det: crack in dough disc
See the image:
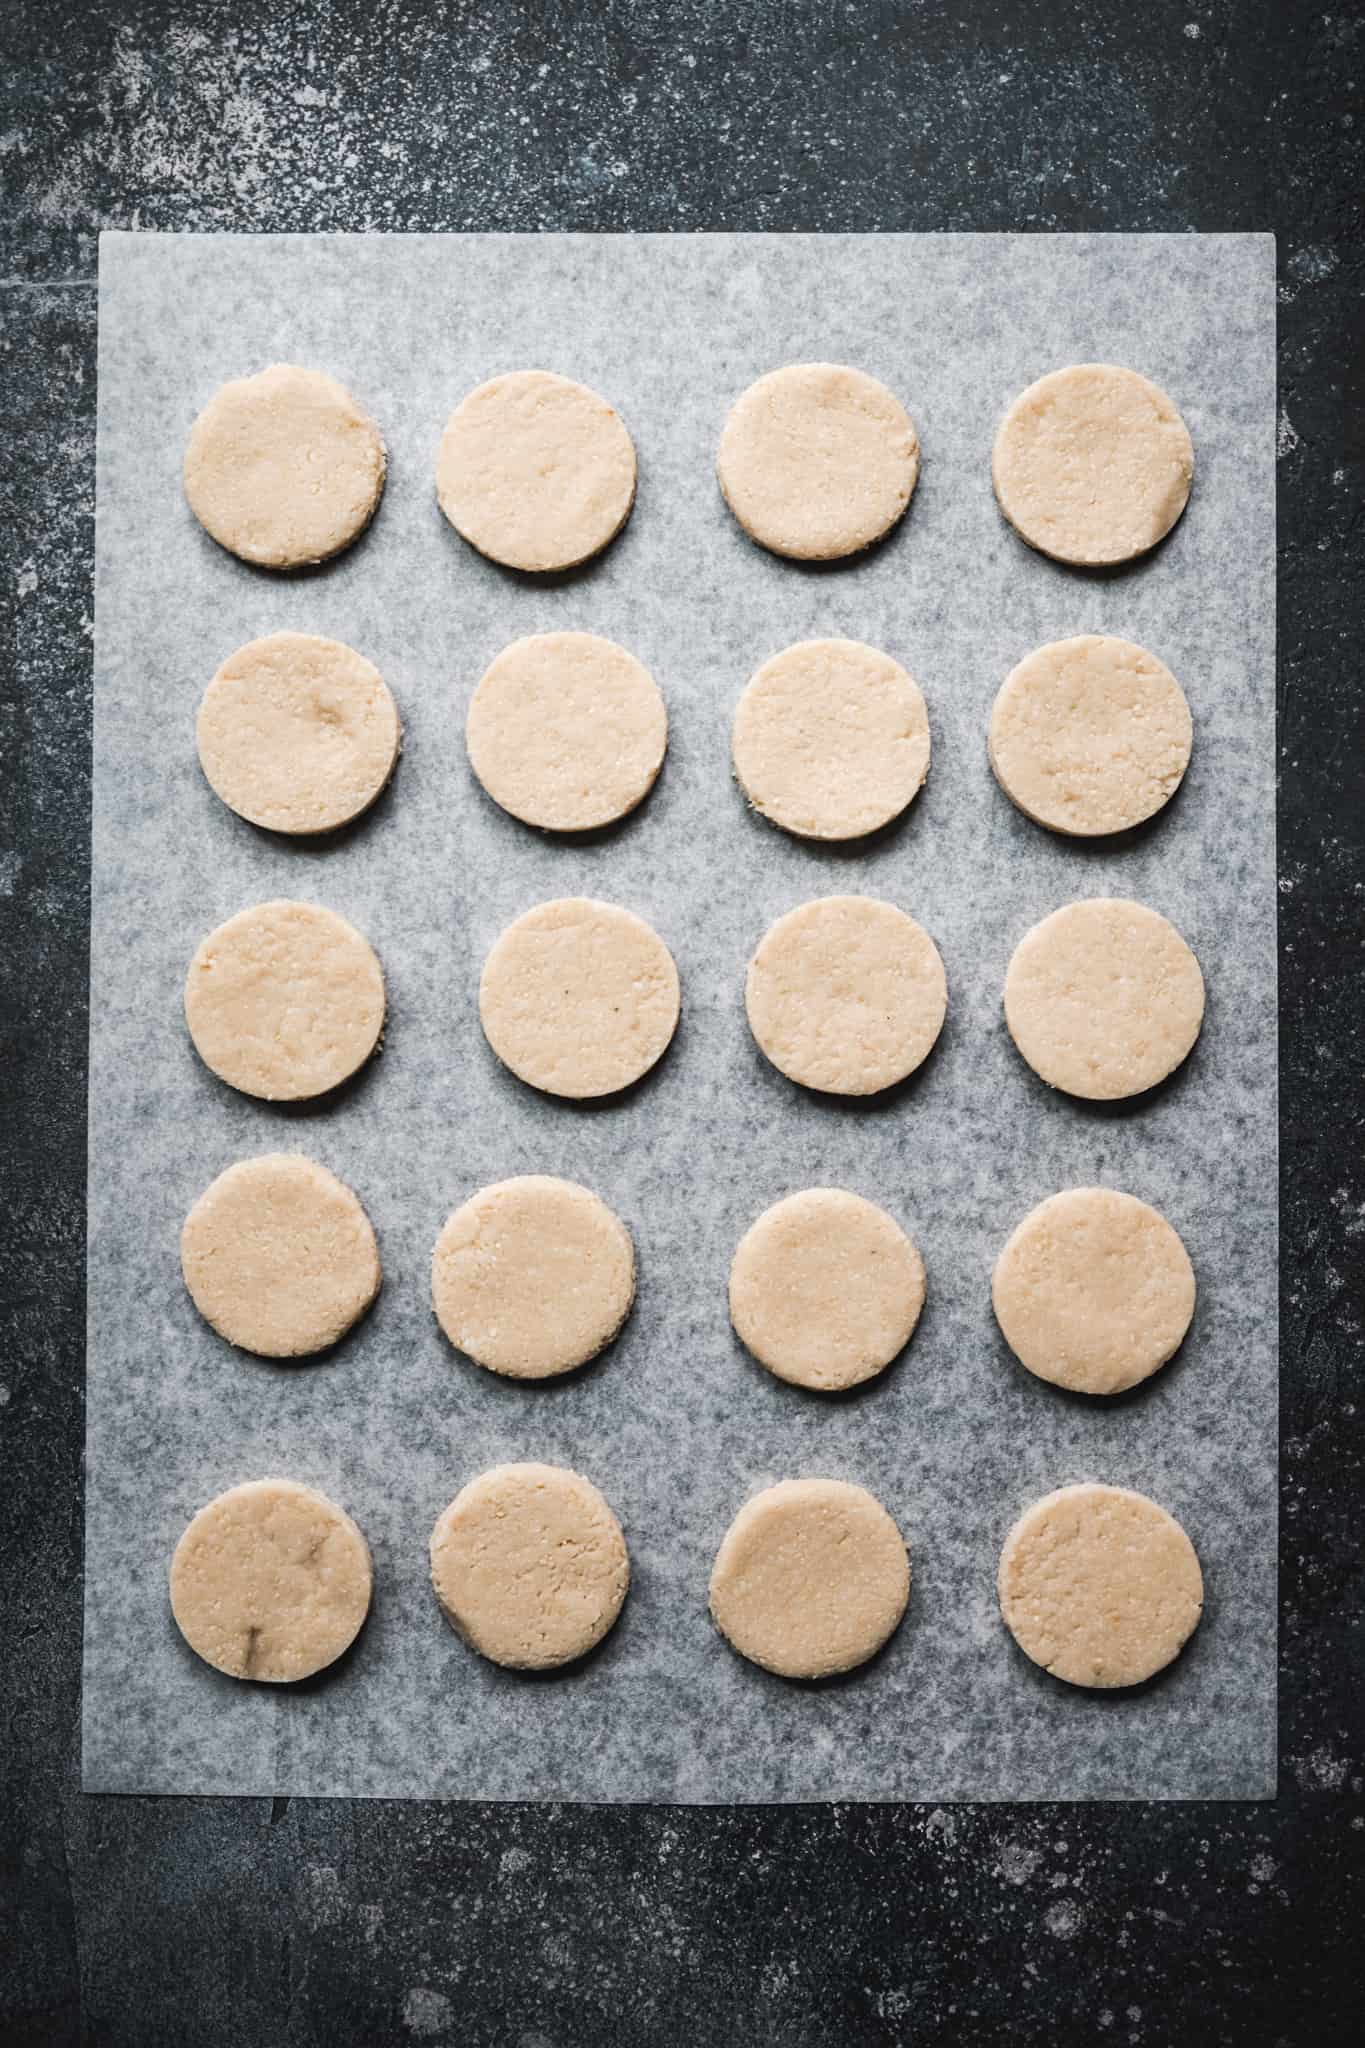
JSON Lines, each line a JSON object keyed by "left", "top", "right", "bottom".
{"left": 746, "top": 896, "right": 946, "bottom": 1096}
{"left": 988, "top": 635, "right": 1192, "bottom": 837}
{"left": 170, "top": 1478, "right": 372, "bottom": 1682}
{"left": 716, "top": 363, "right": 920, "bottom": 560}
{"left": 466, "top": 632, "right": 666, "bottom": 831}
{"left": 184, "top": 899, "right": 386, "bottom": 1102}
{"left": 1003, "top": 897, "right": 1204, "bottom": 1101}
{"left": 429, "top": 1462, "right": 629, "bottom": 1669}
{"left": 992, "top": 1188, "right": 1195, "bottom": 1396}
{"left": 997, "top": 1482, "right": 1203, "bottom": 1688}
{"left": 183, "top": 364, "right": 386, "bottom": 569}
{"left": 732, "top": 638, "right": 930, "bottom": 841}
{"left": 436, "top": 370, "right": 636, "bottom": 572}
{"left": 991, "top": 364, "right": 1194, "bottom": 567}
{"left": 709, "top": 1478, "right": 910, "bottom": 1679}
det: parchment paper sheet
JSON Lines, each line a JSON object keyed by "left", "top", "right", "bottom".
{"left": 86, "top": 232, "right": 1276, "bottom": 1800}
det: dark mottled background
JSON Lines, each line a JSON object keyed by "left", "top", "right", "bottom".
{"left": 1, "top": 1, "right": 1361, "bottom": 2042}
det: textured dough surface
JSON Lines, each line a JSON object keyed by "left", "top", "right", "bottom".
{"left": 184, "top": 899, "right": 385, "bottom": 1102}
{"left": 1004, "top": 897, "right": 1203, "bottom": 1101}
{"left": 429, "top": 1462, "right": 629, "bottom": 1669}
{"left": 730, "top": 1188, "right": 925, "bottom": 1391}
{"left": 181, "top": 1154, "right": 381, "bottom": 1359}
{"left": 993, "top": 1188, "right": 1195, "bottom": 1396}
{"left": 479, "top": 897, "right": 679, "bottom": 1099}
{"left": 432, "top": 1175, "right": 634, "bottom": 1379}
{"left": 732, "top": 638, "right": 930, "bottom": 840}
{"left": 998, "top": 1482, "right": 1203, "bottom": 1688}
{"left": 170, "top": 1478, "right": 372, "bottom": 1682}
{"left": 717, "top": 363, "right": 919, "bottom": 560}
{"left": 746, "top": 896, "right": 946, "bottom": 1095}
{"left": 183, "top": 364, "right": 385, "bottom": 569}
{"left": 197, "top": 632, "right": 401, "bottom": 834}
{"left": 989, "top": 635, "right": 1192, "bottom": 837}
{"left": 992, "top": 364, "right": 1193, "bottom": 566}
{"left": 436, "top": 370, "right": 636, "bottom": 571}
{"left": 709, "top": 1478, "right": 910, "bottom": 1679}
{"left": 467, "top": 632, "right": 666, "bottom": 831}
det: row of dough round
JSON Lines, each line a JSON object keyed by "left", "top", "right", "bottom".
{"left": 183, "top": 359, "right": 1193, "bottom": 574}
{"left": 170, "top": 1470, "right": 1204, "bottom": 1692}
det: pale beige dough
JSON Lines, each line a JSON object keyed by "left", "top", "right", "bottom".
{"left": 746, "top": 896, "right": 946, "bottom": 1096}
{"left": 732, "top": 639, "right": 930, "bottom": 841}
{"left": 1004, "top": 898, "right": 1204, "bottom": 1101}
{"left": 436, "top": 370, "right": 636, "bottom": 572}
{"left": 181, "top": 1154, "right": 381, "bottom": 1360}
{"left": 183, "top": 364, "right": 386, "bottom": 569}
{"left": 992, "top": 1188, "right": 1195, "bottom": 1396}
{"left": 196, "top": 632, "right": 401, "bottom": 835}
{"left": 997, "top": 1482, "right": 1203, "bottom": 1688}
{"left": 717, "top": 363, "right": 920, "bottom": 560}
{"left": 432, "top": 1175, "right": 634, "bottom": 1380}
{"left": 429, "top": 1462, "right": 629, "bottom": 1669}
{"left": 730, "top": 1189, "right": 925, "bottom": 1391}
{"left": 709, "top": 1478, "right": 910, "bottom": 1679}
{"left": 184, "top": 899, "right": 385, "bottom": 1102}
{"left": 992, "top": 364, "right": 1194, "bottom": 567}
{"left": 170, "top": 1478, "right": 372, "bottom": 1682}
{"left": 466, "top": 632, "right": 667, "bottom": 831}
{"left": 479, "top": 897, "right": 679, "bottom": 1099}
{"left": 989, "top": 635, "right": 1192, "bottom": 837}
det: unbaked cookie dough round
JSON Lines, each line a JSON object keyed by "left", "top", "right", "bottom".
{"left": 717, "top": 363, "right": 920, "bottom": 560}
{"left": 730, "top": 1189, "right": 925, "bottom": 1391}
{"left": 746, "top": 896, "right": 946, "bottom": 1096}
{"left": 709, "top": 1478, "right": 910, "bottom": 1679}
{"left": 429, "top": 1462, "right": 629, "bottom": 1669}
{"left": 479, "top": 897, "right": 680, "bottom": 1099}
{"left": 993, "top": 1188, "right": 1195, "bottom": 1396}
{"left": 183, "top": 364, "right": 386, "bottom": 569}
{"left": 184, "top": 899, "right": 385, "bottom": 1102}
{"left": 432, "top": 1175, "right": 634, "bottom": 1380}
{"left": 170, "top": 1478, "right": 372, "bottom": 1682}
{"left": 181, "top": 1154, "right": 381, "bottom": 1360}
{"left": 1003, "top": 898, "right": 1204, "bottom": 1101}
{"left": 997, "top": 1482, "right": 1203, "bottom": 1688}
{"left": 989, "top": 635, "right": 1192, "bottom": 837}
{"left": 436, "top": 370, "right": 636, "bottom": 572}
{"left": 467, "top": 632, "right": 666, "bottom": 831}
{"left": 991, "top": 364, "right": 1194, "bottom": 567}
{"left": 196, "top": 632, "right": 401, "bottom": 835}
{"left": 732, "top": 639, "right": 930, "bottom": 841}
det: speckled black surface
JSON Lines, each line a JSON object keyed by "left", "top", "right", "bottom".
{"left": 1, "top": 2, "right": 1361, "bottom": 2042}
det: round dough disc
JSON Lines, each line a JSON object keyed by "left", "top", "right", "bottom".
{"left": 432, "top": 1175, "right": 634, "bottom": 1379}
{"left": 1004, "top": 898, "right": 1204, "bottom": 1101}
{"left": 429, "top": 1462, "right": 629, "bottom": 1669}
{"left": 183, "top": 364, "right": 386, "bottom": 569}
{"left": 991, "top": 364, "right": 1194, "bottom": 567}
{"left": 998, "top": 1482, "right": 1203, "bottom": 1688}
{"left": 730, "top": 1189, "right": 925, "bottom": 1391}
{"left": 181, "top": 1154, "right": 381, "bottom": 1360}
{"left": 992, "top": 1188, "right": 1195, "bottom": 1396}
{"left": 467, "top": 632, "right": 666, "bottom": 831}
{"left": 732, "top": 638, "right": 930, "bottom": 841}
{"left": 709, "top": 1478, "right": 910, "bottom": 1679}
{"left": 184, "top": 899, "right": 385, "bottom": 1102}
{"left": 479, "top": 897, "right": 679, "bottom": 1099}
{"left": 717, "top": 363, "right": 919, "bottom": 560}
{"left": 197, "top": 632, "right": 401, "bottom": 835}
{"left": 746, "top": 896, "right": 946, "bottom": 1096}
{"left": 436, "top": 370, "right": 636, "bottom": 572}
{"left": 989, "top": 635, "right": 1192, "bottom": 837}
{"left": 170, "top": 1478, "right": 372, "bottom": 1682}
